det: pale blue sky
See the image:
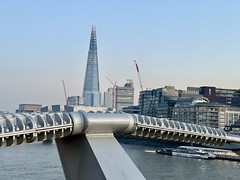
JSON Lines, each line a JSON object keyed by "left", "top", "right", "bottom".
{"left": 1, "top": 1, "right": 240, "bottom": 112}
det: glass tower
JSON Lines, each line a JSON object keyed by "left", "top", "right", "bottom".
{"left": 83, "top": 26, "right": 100, "bottom": 106}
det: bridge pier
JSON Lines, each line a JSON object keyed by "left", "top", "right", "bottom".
{"left": 56, "top": 133, "right": 145, "bottom": 180}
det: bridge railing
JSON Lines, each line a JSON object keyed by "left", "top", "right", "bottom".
{"left": 0, "top": 111, "right": 238, "bottom": 148}
{"left": 131, "top": 114, "right": 228, "bottom": 146}
{"left": 0, "top": 112, "right": 72, "bottom": 147}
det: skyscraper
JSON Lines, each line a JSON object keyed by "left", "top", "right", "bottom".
{"left": 83, "top": 26, "right": 100, "bottom": 106}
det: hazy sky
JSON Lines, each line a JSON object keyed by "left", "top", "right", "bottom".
{"left": 1, "top": 1, "right": 240, "bottom": 112}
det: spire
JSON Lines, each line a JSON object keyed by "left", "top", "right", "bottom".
{"left": 92, "top": 25, "right": 96, "bottom": 32}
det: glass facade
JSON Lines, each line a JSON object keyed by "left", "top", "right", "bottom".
{"left": 226, "top": 109, "right": 240, "bottom": 126}
{"left": 68, "top": 96, "right": 84, "bottom": 106}
{"left": 139, "top": 86, "right": 178, "bottom": 118}
{"left": 83, "top": 26, "right": 100, "bottom": 106}
{"left": 200, "top": 86, "right": 240, "bottom": 107}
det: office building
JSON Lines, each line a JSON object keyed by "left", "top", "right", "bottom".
{"left": 104, "top": 80, "right": 134, "bottom": 111}
{"left": 41, "top": 104, "right": 108, "bottom": 113}
{"left": 17, "top": 104, "right": 42, "bottom": 113}
{"left": 122, "top": 105, "right": 140, "bottom": 114}
{"left": 199, "top": 86, "right": 240, "bottom": 107}
{"left": 172, "top": 97, "right": 224, "bottom": 128}
{"left": 138, "top": 85, "right": 240, "bottom": 128}
{"left": 115, "top": 79, "right": 134, "bottom": 111}
{"left": 103, "top": 88, "right": 114, "bottom": 110}
{"left": 83, "top": 26, "right": 100, "bottom": 106}
{"left": 172, "top": 97, "right": 240, "bottom": 129}
{"left": 178, "top": 87, "right": 201, "bottom": 98}
{"left": 139, "top": 86, "right": 178, "bottom": 118}
{"left": 225, "top": 107, "right": 240, "bottom": 126}
{"left": 68, "top": 96, "right": 84, "bottom": 106}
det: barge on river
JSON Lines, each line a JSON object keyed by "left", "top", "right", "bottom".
{"left": 156, "top": 146, "right": 240, "bottom": 161}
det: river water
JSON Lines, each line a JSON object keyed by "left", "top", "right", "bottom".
{"left": 0, "top": 138, "right": 240, "bottom": 180}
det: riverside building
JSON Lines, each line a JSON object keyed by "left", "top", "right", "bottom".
{"left": 172, "top": 97, "right": 226, "bottom": 129}
{"left": 138, "top": 86, "right": 240, "bottom": 129}
{"left": 139, "top": 86, "right": 178, "bottom": 118}
{"left": 199, "top": 86, "right": 240, "bottom": 107}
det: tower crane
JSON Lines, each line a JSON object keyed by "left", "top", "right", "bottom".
{"left": 134, "top": 60, "right": 144, "bottom": 91}
{"left": 106, "top": 77, "right": 117, "bottom": 110}
{"left": 106, "top": 77, "right": 117, "bottom": 88}
{"left": 62, "top": 80, "right": 68, "bottom": 105}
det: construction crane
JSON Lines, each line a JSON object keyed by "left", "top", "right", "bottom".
{"left": 106, "top": 77, "right": 117, "bottom": 88}
{"left": 62, "top": 80, "right": 68, "bottom": 105}
{"left": 134, "top": 60, "right": 144, "bottom": 91}
{"left": 106, "top": 77, "right": 117, "bottom": 110}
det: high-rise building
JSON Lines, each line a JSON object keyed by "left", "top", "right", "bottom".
{"left": 103, "top": 80, "right": 134, "bottom": 111}
{"left": 139, "top": 86, "right": 178, "bottom": 118}
{"left": 83, "top": 26, "right": 100, "bottom": 106}
{"left": 115, "top": 79, "right": 134, "bottom": 111}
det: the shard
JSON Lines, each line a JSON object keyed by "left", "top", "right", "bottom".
{"left": 83, "top": 26, "right": 100, "bottom": 106}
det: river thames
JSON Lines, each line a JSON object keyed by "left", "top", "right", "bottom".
{"left": 0, "top": 138, "right": 240, "bottom": 180}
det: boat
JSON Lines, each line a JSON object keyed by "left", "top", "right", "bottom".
{"left": 171, "top": 146, "right": 216, "bottom": 159}
{"left": 156, "top": 148, "right": 173, "bottom": 155}
{"left": 156, "top": 146, "right": 216, "bottom": 159}
{"left": 181, "top": 146, "right": 240, "bottom": 161}
{"left": 156, "top": 146, "right": 240, "bottom": 161}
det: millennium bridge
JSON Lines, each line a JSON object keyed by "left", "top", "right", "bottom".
{"left": 1, "top": 106, "right": 240, "bottom": 180}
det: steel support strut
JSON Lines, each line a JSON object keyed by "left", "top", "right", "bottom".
{"left": 56, "top": 134, "right": 145, "bottom": 180}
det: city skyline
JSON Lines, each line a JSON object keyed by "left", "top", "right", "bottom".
{"left": 1, "top": 1, "right": 240, "bottom": 112}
